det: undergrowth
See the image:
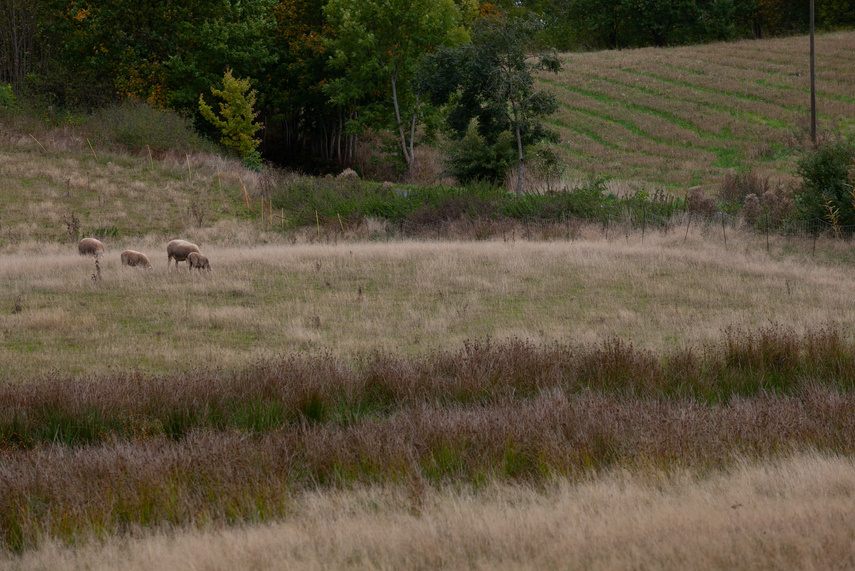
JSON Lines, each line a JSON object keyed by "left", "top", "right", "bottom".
{"left": 271, "top": 177, "right": 684, "bottom": 228}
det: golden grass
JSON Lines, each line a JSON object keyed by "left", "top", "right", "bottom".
{"left": 6, "top": 451, "right": 853, "bottom": 570}
{"left": 2, "top": 226, "right": 855, "bottom": 380}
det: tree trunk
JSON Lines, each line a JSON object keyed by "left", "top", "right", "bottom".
{"left": 512, "top": 100, "right": 524, "bottom": 196}
{"left": 390, "top": 71, "right": 414, "bottom": 172}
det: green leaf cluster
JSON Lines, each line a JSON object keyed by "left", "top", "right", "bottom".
{"left": 199, "top": 69, "right": 263, "bottom": 169}
{"left": 419, "top": 15, "right": 560, "bottom": 193}
{"left": 794, "top": 137, "right": 855, "bottom": 225}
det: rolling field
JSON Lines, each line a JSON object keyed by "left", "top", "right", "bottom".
{"left": 3, "top": 31, "right": 855, "bottom": 569}
{"left": 3, "top": 232, "right": 855, "bottom": 380}
{"left": 544, "top": 31, "right": 855, "bottom": 188}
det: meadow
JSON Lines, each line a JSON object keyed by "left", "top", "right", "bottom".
{"left": 3, "top": 30, "right": 855, "bottom": 569}
{"left": 3, "top": 231, "right": 855, "bottom": 380}
{"left": 4, "top": 227, "right": 855, "bottom": 566}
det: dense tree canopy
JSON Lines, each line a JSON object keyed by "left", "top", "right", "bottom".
{"left": 323, "top": 0, "right": 469, "bottom": 173}
{"left": 420, "top": 16, "right": 560, "bottom": 194}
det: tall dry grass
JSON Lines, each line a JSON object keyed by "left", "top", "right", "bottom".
{"left": 2, "top": 325, "right": 853, "bottom": 449}
{"left": 5, "top": 452, "right": 855, "bottom": 570}
{"left": 4, "top": 385, "right": 855, "bottom": 551}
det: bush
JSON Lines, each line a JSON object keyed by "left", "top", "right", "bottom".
{"left": 743, "top": 194, "right": 762, "bottom": 226}
{"left": 271, "top": 175, "right": 684, "bottom": 229}
{"left": 444, "top": 124, "right": 516, "bottom": 185}
{"left": 687, "top": 188, "right": 718, "bottom": 217}
{"left": 794, "top": 136, "right": 855, "bottom": 224}
{"left": 0, "top": 84, "right": 16, "bottom": 110}
{"left": 86, "top": 101, "right": 208, "bottom": 152}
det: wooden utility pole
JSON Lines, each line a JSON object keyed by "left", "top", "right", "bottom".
{"left": 810, "top": 0, "right": 817, "bottom": 145}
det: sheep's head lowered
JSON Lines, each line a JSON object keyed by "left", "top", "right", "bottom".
{"left": 167, "top": 239, "right": 201, "bottom": 271}
{"left": 120, "top": 250, "right": 153, "bottom": 269}
{"left": 78, "top": 238, "right": 105, "bottom": 258}
{"left": 188, "top": 252, "right": 211, "bottom": 272}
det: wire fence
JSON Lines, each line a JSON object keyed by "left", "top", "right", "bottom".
{"left": 284, "top": 207, "right": 855, "bottom": 247}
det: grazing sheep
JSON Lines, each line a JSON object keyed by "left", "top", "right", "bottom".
{"left": 188, "top": 252, "right": 211, "bottom": 272}
{"left": 167, "top": 239, "right": 201, "bottom": 271}
{"left": 120, "top": 250, "right": 153, "bottom": 269}
{"left": 78, "top": 237, "right": 105, "bottom": 257}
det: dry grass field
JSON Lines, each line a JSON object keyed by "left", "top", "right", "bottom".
{"left": 5, "top": 452, "right": 855, "bottom": 570}
{"left": 3, "top": 30, "right": 855, "bottom": 569}
{"left": 3, "top": 230, "right": 855, "bottom": 380}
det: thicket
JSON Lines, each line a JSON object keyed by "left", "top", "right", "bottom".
{"left": 2, "top": 325, "right": 855, "bottom": 551}
{"left": 86, "top": 101, "right": 210, "bottom": 153}
{"left": 794, "top": 136, "right": 855, "bottom": 226}
{"left": 272, "top": 177, "right": 684, "bottom": 228}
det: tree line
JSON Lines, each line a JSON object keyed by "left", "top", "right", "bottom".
{"left": 500, "top": 0, "right": 855, "bottom": 49}
{"left": 1, "top": 0, "right": 853, "bottom": 178}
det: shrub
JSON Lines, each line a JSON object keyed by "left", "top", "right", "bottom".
{"left": 794, "top": 136, "right": 855, "bottom": 224}
{"left": 686, "top": 187, "right": 718, "bottom": 217}
{"left": 444, "top": 124, "right": 516, "bottom": 185}
{"left": 743, "top": 193, "right": 762, "bottom": 226}
{"left": 718, "top": 169, "right": 770, "bottom": 214}
{"left": 199, "top": 69, "right": 263, "bottom": 170}
{"left": 761, "top": 185, "right": 795, "bottom": 224}
{"left": 0, "top": 83, "right": 16, "bottom": 110}
{"left": 86, "top": 101, "right": 208, "bottom": 152}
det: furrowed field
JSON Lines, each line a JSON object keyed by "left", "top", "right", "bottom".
{"left": 3, "top": 31, "right": 855, "bottom": 570}
{"left": 545, "top": 31, "right": 855, "bottom": 189}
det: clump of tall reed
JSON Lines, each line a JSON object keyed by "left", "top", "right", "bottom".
{"left": 1, "top": 326, "right": 853, "bottom": 449}
{"left": 4, "top": 387, "right": 855, "bottom": 552}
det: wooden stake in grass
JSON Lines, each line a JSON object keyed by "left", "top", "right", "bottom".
{"left": 147, "top": 145, "right": 154, "bottom": 170}
{"left": 642, "top": 207, "right": 646, "bottom": 244}
{"left": 316, "top": 210, "right": 321, "bottom": 240}
{"left": 186, "top": 154, "right": 192, "bottom": 180}
{"left": 217, "top": 165, "right": 222, "bottom": 189}
{"left": 281, "top": 208, "right": 284, "bottom": 231}
{"left": 29, "top": 134, "right": 47, "bottom": 153}
{"left": 338, "top": 213, "right": 344, "bottom": 234}
{"left": 239, "top": 177, "right": 250, "bottom": 208}
{"left": 684, "top": 212, "right": 693, "bottom": 242}
{"left": 87, "top": 138, "right": 97, "bottom": 160}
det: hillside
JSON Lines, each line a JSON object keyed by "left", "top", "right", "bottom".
{"left": 0, "top": 32, "right": 852, "bottom": 247}
{"left": 543, "top": 30, "right": 855, "bottom": 190}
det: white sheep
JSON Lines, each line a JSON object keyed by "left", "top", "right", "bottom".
{"left": 166, "top": 239, "right": 201, "bottom": 271}
{"left": 120, "top": 250, "right": 153, "bottom": 269}
{"left": 78, "top": 238, "right": 105, "bottom": 257}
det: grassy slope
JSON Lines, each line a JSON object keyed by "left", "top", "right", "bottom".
{"left": 543, "top": 31, "right": 855, "bottom": 189}
{"left": 3, "top": 236, "right": 855, "bottom": 380}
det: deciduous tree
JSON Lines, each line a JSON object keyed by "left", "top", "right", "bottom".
{"left": 420, "top": 15, "right": 560, "bottom": 195}
{"left": 323, "top": 0, "right": 469, "bottom": 174}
